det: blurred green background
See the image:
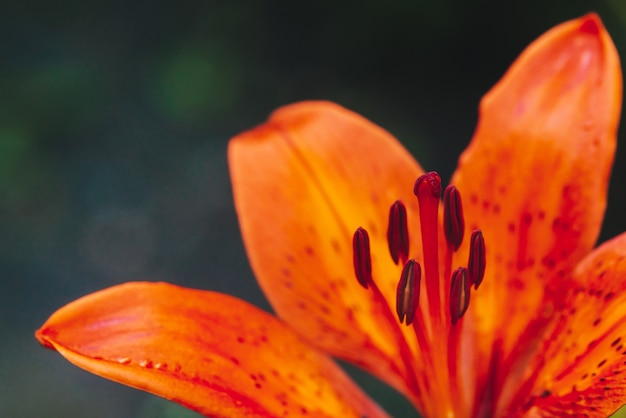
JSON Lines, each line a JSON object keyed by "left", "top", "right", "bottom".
{"left": 3, "top": 1, "right": 626, "bottom": 417}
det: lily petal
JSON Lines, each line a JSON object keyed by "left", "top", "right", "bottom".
{"left": 517, "top": 232, "right": 626, "bottom": 417}
{"left": 451, "top": 13, "right": 622, "bottom": 385}
{"left": 229, "top": 101, "right": 425, "bottom": 404}
{"left": 35, "top": 282, "right": 389, "bottom": 418}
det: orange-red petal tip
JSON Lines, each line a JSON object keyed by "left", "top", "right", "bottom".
{"left": 579, "top": 13, "right": 601, "bottom": 35}
{"left": 35, "top": 330, "right": 55, "bottom": 350}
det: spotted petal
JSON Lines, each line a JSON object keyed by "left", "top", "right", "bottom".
{"left": 229, "top": 101, "right": 426, "bottom": 405}
{"left": 508, "top": 232, "right": 626, "bottom": 417}
{"left": 35, "top": 282, "right": 388, "bottom": 418}
{"left": 450, "top": 13, "right": 622, "bottom": 397}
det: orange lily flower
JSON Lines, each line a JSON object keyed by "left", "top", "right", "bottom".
{"left": 35, "top": 13, "right": 623, "bottom": 417}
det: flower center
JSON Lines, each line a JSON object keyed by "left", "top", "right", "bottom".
{"left": 351, "top": 171, "right": 487, "bottom": 415}
{"left": 353, "top": 171, "right": 486, "bottom": 326}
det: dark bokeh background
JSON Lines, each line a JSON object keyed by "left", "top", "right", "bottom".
{"left": 3, "top": 1, "right": 626, "bottom": 417}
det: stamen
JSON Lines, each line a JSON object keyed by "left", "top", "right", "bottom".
{"left": 450, "top": 267, "right": 470, "bottom": 325}
{"left": 468, "top": 230, "right": 486, "bottom": 289}
{"left": 352, "top": 227, "right": 373, "bottom": 289}
{"left": 396, "top": 259, "right": 421, "bottom": 325}
{"left": 349, "top": 230, "right": 425, "bottom": 402}
{"left": 387, "top": 200, "right": 410, "bottom": 265}
{"left": 443, "top": 185, "right": 465, "bottom": 251}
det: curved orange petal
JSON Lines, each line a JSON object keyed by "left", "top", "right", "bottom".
{"left": 35, "top": 282, "right": 389, "bottom": 418}
{"left": 229, "top": 101, "right": 426, "bottom": 406}
{"left": 450, "top": 12, "right": 622, "bottom": 394}
{"left": 509, "top": 232, "right": 626, "bottom": 417}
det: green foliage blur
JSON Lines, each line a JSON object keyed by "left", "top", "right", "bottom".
{"left": 3, "top": 1, "right": 626, "bottom": 417}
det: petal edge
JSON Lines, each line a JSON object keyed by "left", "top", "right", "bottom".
{"left": 36, "top": 282, "right": 389, "bottom": 418}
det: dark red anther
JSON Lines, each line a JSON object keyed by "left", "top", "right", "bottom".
{"left": 468, "top": 230, "right": 486, "bottom": 289}
{"left": 387, "top": 200, "right": 409, "bottom": 265}
{"left": 353, "top": 227, "right": 373, "bottom": 289}
{"left": 396, "top": 259, "right": 421, "bottom": 325}
{"left": 443, "top": 185, "right": 465, "bottom": 251}
{"left": 414, "top": 171, "right": 442, "bottom": 199}
{"left": 450, "top": 267, "right": 470, "bottom": 325}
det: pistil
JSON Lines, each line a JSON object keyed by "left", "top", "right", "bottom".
{"left": 413, "top": 172, "right": 444, "bottom": 335}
